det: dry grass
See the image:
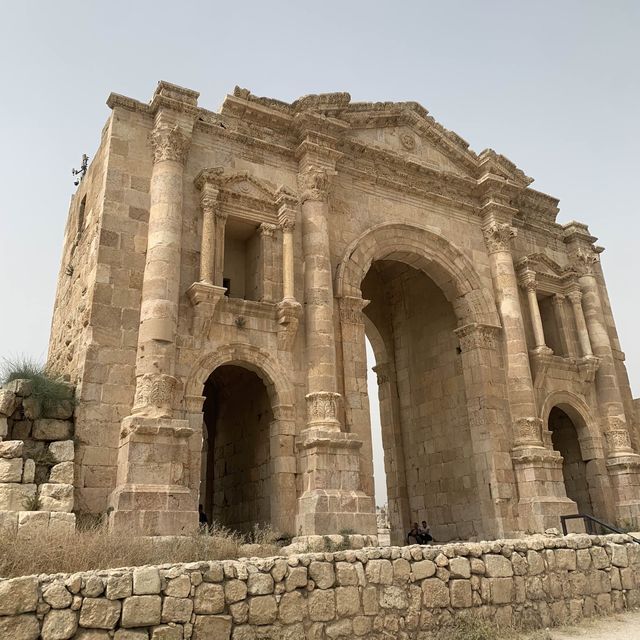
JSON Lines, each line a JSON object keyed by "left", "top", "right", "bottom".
{"left": 0, "top": 521, "right": 281, "bottom": 579}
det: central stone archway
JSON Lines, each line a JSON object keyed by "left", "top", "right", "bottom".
{"left": 336, "top": 222, "right": 517, "bottom": 541}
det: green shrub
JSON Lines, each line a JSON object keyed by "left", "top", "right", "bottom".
{"left": 22, "top": 493, "right": 41, "bottom": 511}
{"left": 1, "top": 356, "right": 73, "bottom": 409}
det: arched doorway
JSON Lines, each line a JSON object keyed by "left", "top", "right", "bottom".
{"left": 361, "top": 259, "right": 478, "bottom": 543}
{"left": 200, "top": 365, "right": 272, "bottom": 531}
{"left": 548, "top": 406, "right": 593, "bottom": 517}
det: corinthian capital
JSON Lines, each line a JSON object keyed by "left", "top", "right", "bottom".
{"left": 298, "top": 166, "right": 329, "bottom": 203}
{"left": 519, "top": 270, "right": 537, "bottom": 293}
{"left": 482, "top": 222, "right": 517, "bottom": 255}
{"left": 573, "top": 247, "right": 600, "bottom": 276}
{"left": 199, "top": 184, "right": 220, "bottom": 215}
{"left": 151, "top": 124, "right": 191, "bottom": 164}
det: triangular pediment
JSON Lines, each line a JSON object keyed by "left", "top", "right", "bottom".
{"left": 217, "top": 172, "right": 277, "bottom": 201}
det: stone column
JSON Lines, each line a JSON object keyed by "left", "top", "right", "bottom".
{"left": 482, "top": 203, "right": 575, "bottom": 533}
{"left": 567, "top": 288, "right": 594, "bottom": 358}
{"left": 278, "top": 200, "right": 296, "bottom": 302}
{"left": 110, "top": 86, "right": 200, "bottom": 535}
{"left": 258, "top": 223, "right": 277, "bottom": 302}
{"left": 298, "top": 165, "right": 341, "bottom": 430}
{"left": 552, "top": 294, "right": 574, "bottom": 357}
{"left": 198, "top": 184, "right": 218, "bottom": 285}
{"left": 482, "top": 217, "right": 543, "bottom": 448}
{"left": 519, "top": 269, "right": 551, "bottom": 354}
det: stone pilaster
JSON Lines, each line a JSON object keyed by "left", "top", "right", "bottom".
{"left": 564, "top": 221, "right": 640, "bottom": 527}
{"left": 567, "top": 287, "right": 594, "bottom": 358}
{"left": 258, "top": 223, "right": 277, "bottom": 302}
{"left": 109, "top": 82, "right": 200, "bottom": 536}
{"left": 552, "top": 294, "right": 574, "bottom": 357}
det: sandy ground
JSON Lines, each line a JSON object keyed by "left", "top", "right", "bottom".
{"left": 527, "top": 611, "right": 640, "bottom": 640}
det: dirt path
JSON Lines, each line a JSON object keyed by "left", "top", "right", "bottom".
{"left": 535, "top": 611, "right": 640, "bottom": 640}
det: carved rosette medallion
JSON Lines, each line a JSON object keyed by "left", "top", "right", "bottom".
{"left": 573, "top": 248, "right": 599, "bottom": 276}
{"left": 298, "top": 166, "right": 329, "bottom": 203}
{"left": 132, "top": 373, "right": 178, "bottom": 418}
{"left": 306, "top": 391, "right": 341, "bottom": 429}
{"left": 150, "top": 125, "right": 191, "bottom": 165}
{"left": 400, "top": 132, "right": 416, "bottom": 151}
{"left": 454, "top": 323, "right": 501, "bottom": 352}
{"left": 482, "top": 222, "right": 517, "bottom": 255}
{"left": 513, "top": 417, "right": 544, "bottom": 448}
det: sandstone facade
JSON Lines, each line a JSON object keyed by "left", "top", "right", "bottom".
{"left": 0, "top": 533, "right": 639, "bottom": 638}
{"left": 48, "top": 81, "right": 640, "bottom": 539}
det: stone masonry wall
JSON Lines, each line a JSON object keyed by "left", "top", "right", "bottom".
{"left": 1, "top": 534, "right": 639, "bottom": 639}
{"left": 0, "top": 380, "right": 76, "bottom": 538}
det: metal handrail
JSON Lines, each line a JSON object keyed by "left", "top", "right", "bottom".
{"left": 560, "top": 513, "right": 640, "bottom": 544}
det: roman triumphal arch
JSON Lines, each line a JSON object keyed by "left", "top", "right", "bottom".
{"left": 49, "top": 82, "right": 640, "bottom": 539}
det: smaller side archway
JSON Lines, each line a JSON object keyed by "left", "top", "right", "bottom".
{"left": 542, "top": 392, "right": 613, "bottom": 525}
{"left": 184, "top": 344, "right": 296, "bottom": 535}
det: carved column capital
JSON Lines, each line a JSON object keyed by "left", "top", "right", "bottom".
{"left": 519, "top": 270, "right": 538, "bottom": 292}
{"left": 150, "top": 124, "right": 191, "bottom": 165}
{"left": 552, "top": 293, "right": 566, "bottom": 307}
{"left": 454, "top": 323, "right": 502, "bottom": 352}
{"left": 567, "top": 289, "right": 583, "bottom": 305}
{"left": 199, "top": 184, "right": 220, "bottom": 214}
{"left": 482, "top": 222, "right": 517, "bottom": 254}
{"left": 605, "top": 422, "right": 634, "bottom": 456}
{"left": 339, "top": 296, "right": 370, "bottom": 325}
{"left": 572, "top": 247, "right": 600, "bottom": 276}
{"left": 305, "top": 391, "right": 341, "bottom": 430}
{"left": 372, "top": 362, "right": 395, "bottom": 386}
{"left": 298, "top": 166, "right": 329, "bottom": 203}
{"left": 278, "top": 203, "right": 297, "bottom": 231}
{"left": 132, "top": 373, "right": 179, "bottom": 418}
{"left": 258, "top": 222, "right": 277, "bottom": 238}
{"left": 513, "top": 417, "right": 544, "bottom": 449}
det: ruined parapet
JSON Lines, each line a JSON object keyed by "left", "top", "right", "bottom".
{"left": 0, "top": 379, "right": 75, "bottom": 537}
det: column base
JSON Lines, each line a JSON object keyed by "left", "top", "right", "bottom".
{"left": 606, "top": 454, "right": 640, "bottom": 529}
{"left": 108, "top": 415, "right": 199, "bottom": 536}
{"left": 512, "top": 447, "right": 580, "bottom": 533}
{"left": 295, "top": 428, "right": 377, "bottom": 537}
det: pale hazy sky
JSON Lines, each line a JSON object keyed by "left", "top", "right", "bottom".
{"left": 1, "top": 2, "right": 638, "bottom": 506}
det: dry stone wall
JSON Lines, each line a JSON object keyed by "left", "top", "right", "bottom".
{"left": 0, "top": 380, "right": 75, "bottom": 538}
{"left": 1, "top": 534, "right": 639, "bottom": 639}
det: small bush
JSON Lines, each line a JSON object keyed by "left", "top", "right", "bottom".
{"left": 22, "top": 493, "right": 41, "bottom": 511}
{"left": 1, "top": 356, "right": 73, "bottom": 409}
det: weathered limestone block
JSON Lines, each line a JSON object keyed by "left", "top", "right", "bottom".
{"left": 0, "top": 456, "right": 23, "bottom": 482}
{"left": 83, "top": 576, "right": 105, "bottom": 598}
{"left": 22, "top": 397, "right": 41, "bottom": 420}
{"left": 555, "top": 549, "right": 577, "bottom": 571}
{"left": 422, "top": 578, "right": 450, "bottom": 608}
{"left": 248, "top": 595, "right": 277, "bottom": 625}
{"left": 0, "top": 440, "right": 23, "bottom": 458}
{"left": 365, "top": 559, "right": 393, "bottom": 585}
{"left": 161, "top": 595, "right": 193, "bottom": 623}
{"left": 12, "top": 420, "right": 31, "bottom": 440}
{"left": 22, "top": 458, "right": 35, "bottom": 483}
{"left": 450, "top": 580, "right": 473, "bottom": 608}
{"left": 49, "top": 512, "right": 76, "bottom": 536}
{"left": 43, "top": 582, "right": 73, "bottom": 609}
{"left": 0, "top": 482, "right": 36, "bottom": 510}
{"left": 483, "top": 555, "right": 514, "bottom": 577}
{"left": 0, "top": 416, "right": 8, "bottom": 439}
{"left": 279, "top": 591, "right": 306, "bottom": 624}
{"left": 193, "top": 582, "right": 224, "bottom": 614}
{"left": 32, "top": 419, "right": 73, "bottom": 441}
{"left": 0, "top": 510, "right": 19, "bottom": 536}
{"left": 164, "top": 574, "right": 190, "bottom": 598}
{"left": 247, "top": 572, "right": 274, "bottom": 595}
{"left": 192, "top": 614, "right": 232, "bottom": 640}
{"left": 132, "top": 567, "right": 161, "bottom": 595}
{"left": 41, "top": 608, "right": 78, "bottom": 640}
{"left": 39, "top": 483, "right": 74, "bottom": 512}
{"left": 591, "top": 546, "right": 610, "bottom": 569}
{"left": 121, "top": 595, "right": 162, "bottom": 627}
{"left": 49, "top": 440, "right": 75, "bottom": 463}
{"left": 224, "top": 579, "right": 247, "bottom": 603}
{"left": 0, "top": 576, "right": 39, "bottom": 615}
{"left": 309, "top": 561, "right": 335, "bottom": 589}
{"left": 285, "top": 566, "right": 307, "bottom": 591}
{"left": 49, "top": 462, "right": 75, "bottom": 484}
{"left": 449, "top": 557, "right": 471, "bottom": 579}
{"left": 18, "top": 511, "right": 50, "bottom": 538}
{"left": 43, "top": 400, "right": 74, "bottom": 420}
{"left": 0, "top": 389, "right": 18, "bottom": 416}
{"left": 7, "top": 379, "right": 33, "bottom": 396}
{"left": 308, "top": 589, "right": 336, "bottom": 621}
{"left": 609, "top": 544, "right": 629, "bottom": 567}
{"left": 79, "top": 598, "right": 122, "bottom": 629}
{"left": 336, "top": 585, "right": 361, "bottom": 615}
{"left": 0, "top": 613, "right": 40, "bottom": 640}
{"left": 380, "top": 585, "right": 408, "bottom": 609}
{"left": 106, "top": 575, "right": 132, "bottom": 600}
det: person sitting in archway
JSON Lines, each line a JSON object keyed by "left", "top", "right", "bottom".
{"left": 419, "top": 520, "right": 433, "bottom": 544}
{"left": 407, "top": 522, "right": 421, "bottom": 544}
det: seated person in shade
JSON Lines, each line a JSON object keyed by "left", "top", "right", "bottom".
{"left": 407, "top": 522, "right": 421, "bottom": 544}
{"left": 419, "top": 520, "right": 433, "bottom": 543}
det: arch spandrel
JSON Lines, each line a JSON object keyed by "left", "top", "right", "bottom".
{"left": 335, "top": 222, "right": 500, "bottom": 327}
{"left": 184, "top": 343, "right": 295, "bottom": 410}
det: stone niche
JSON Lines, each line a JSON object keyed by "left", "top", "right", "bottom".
{"left": 0, "top": 379, "right": 76, "bottom": 537}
